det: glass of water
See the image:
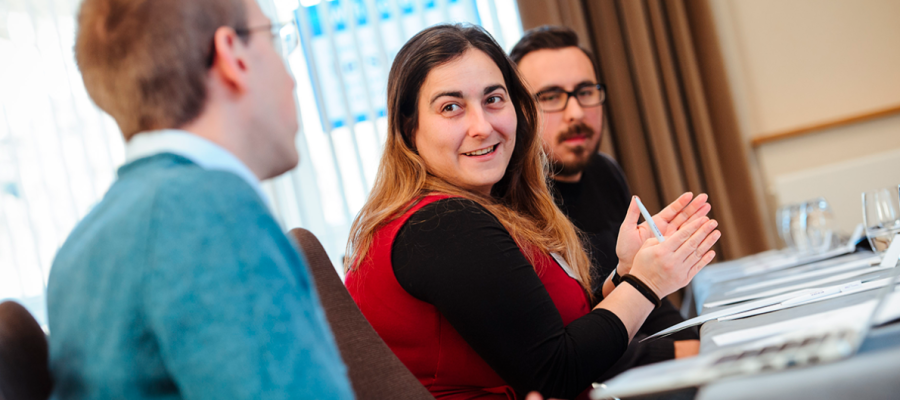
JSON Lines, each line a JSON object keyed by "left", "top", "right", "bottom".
{"left": 862, "top": 186, "right": 900, "bottom": 254}
{"left": 775, "top": 205, "right": 796, "bottom": 250}
{"left": 789, "top": 203, "right": 810, "bottom": 253}
{"left": 805, "top": 197, "right": 835, "bottom": 253}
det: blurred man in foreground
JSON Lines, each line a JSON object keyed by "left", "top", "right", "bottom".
{"left": 47, "top": 0, "right": 353, "bottom": 398}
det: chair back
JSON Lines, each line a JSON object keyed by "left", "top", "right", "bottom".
{"left": 289, "top": 228, "right": 434, "bottom": 400}
{"left": 0, "top": 301, "right": 52, "bottom": 400}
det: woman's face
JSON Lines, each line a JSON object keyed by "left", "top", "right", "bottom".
{"left": 414, "top": 49, "right": 517, "bottom": 196}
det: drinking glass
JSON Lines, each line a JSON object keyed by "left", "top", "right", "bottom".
{"left": 775, "top": 205, "right": 796, "bottom": 250}
{"left": 805, "top": 197, "right": 835, "bottom": 253}
{"left": 862, "top": 186, "right": 900, "bottom": 254}
{"left": 788, "top": 204, "right": 810, "bottom": 253}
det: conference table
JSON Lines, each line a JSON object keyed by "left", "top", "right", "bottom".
{"left": 689, "top": 248, "right": 900, "bottom": 400}
{"left": 597, "top": 245, "right": 900, "bottom": 400}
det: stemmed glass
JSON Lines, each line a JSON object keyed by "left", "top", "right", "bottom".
{"left": 862, "top": 186, "right": 900, "bottom": 254}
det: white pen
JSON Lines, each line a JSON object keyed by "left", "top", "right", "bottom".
{"left": 780, "top": 286, "right": 842, "bottom": 307}
{"left": 635, "top": 196, "right": 665, "bottom": 243}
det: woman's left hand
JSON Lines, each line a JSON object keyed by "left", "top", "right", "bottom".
{"left": 615, "top": 193, "right": 711, "bottom": 276}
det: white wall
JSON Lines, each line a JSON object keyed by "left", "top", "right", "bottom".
{"left": 709, "top": 0, "right": 900, "bottom": 239}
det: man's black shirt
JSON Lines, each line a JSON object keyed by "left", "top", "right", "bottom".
{"left": 551, "top": 152, "right": 631, "bottom": 291}
{"left": 550, "top": 153, "right": 700, "bottom": 374}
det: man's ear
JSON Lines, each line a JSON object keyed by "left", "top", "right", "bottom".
{"left": 210, "top": 26, "right": 249, "bottom": 94}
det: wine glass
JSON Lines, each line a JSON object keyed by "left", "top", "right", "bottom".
{"left": 861, "top": 186, "right": 900, "bottom": 254}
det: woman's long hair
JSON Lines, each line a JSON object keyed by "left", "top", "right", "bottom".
{"left": 345, "top": 24, "right": 593, "bottom": 296}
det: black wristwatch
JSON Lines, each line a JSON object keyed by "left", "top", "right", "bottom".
{"left": 611, "top": 268, "right": 623, "bottom": 287}
{"left": 621, "top": 274, "right": 662, "bottom": 308}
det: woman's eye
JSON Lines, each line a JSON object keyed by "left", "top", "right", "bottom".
{"left": 442, "top": 104, "right": 460, "bottom": 113}
{"left": 486, "top": 95, "right": 503, "bottom": 104}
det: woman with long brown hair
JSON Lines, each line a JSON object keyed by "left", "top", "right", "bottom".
{"left": 344, "top": 24, "right": 719, "bottom": 400}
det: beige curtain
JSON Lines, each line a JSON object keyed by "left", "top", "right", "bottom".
{"left": 517, "top": 0, "right": 769, "bottom": 260}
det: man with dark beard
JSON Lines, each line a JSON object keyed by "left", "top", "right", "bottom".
{"left": 510, "top": 26, "right": 705, "bottom": 378}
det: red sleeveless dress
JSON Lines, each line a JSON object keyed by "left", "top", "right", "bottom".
{"left": 345, "top": 195, "right": 591, "bottom": 399}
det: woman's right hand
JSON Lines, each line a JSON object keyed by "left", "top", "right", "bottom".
{"left": 627, "top": 214, "right": 721, "bottom": 299}
{"left": 615, "top": 193, "right": 711, "bottom": 277}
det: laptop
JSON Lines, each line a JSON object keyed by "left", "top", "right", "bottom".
{"left": 590, "top": 235, "right": 900, "bottom": 400}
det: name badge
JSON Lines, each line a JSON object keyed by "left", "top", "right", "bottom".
{"left": 551, "top": 252, "right": 581, "bottom": 282}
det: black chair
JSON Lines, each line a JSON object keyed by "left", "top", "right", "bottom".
{"left": 289, "top": 228, "right": 434, "bottom": 400}
{"left": 0, "top": 301, "right": 52, "bottom": 400}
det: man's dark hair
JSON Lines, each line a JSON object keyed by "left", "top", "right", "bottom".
{"left": 508, "top": 25, "right": 598, "bottom": 75}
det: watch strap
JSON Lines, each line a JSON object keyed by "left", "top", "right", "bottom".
{"left": 621, "top": 274, "right": 661, "bottom": 308}
{"left": 611, "top": 268, "right": 623, "bottom": 287}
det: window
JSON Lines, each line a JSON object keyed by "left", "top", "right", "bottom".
{"left": 263, "top": 0, "right": 523, "bottom": 275}
{"left": 1, "top": 2, "right": 124, "bottom": 326}
{"left": 0, "top": 0, "right": 523, "bottom": 327}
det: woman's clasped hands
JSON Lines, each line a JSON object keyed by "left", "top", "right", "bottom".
{"left": 616, "top": 192, "right": 721, "bottom": 299}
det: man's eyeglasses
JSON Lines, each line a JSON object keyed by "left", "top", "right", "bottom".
{"left": 534, "top": 83, "right": 606, "bottom": 113}
{"left": 236, "top": 20, "right": 300, "bottom": 58}
{"left": 207, "top": 20, "right": 300, "bottom": 67}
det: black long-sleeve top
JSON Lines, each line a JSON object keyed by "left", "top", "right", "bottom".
{"left": 551, "top": 153, "right": 699, "bottom": 368}
{"left": 392, "top": 198, "right": 629, "bottom": 399}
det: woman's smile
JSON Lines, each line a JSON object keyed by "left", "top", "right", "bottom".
{"left": 462, "top": 143, "right": 499, "bottom": 157}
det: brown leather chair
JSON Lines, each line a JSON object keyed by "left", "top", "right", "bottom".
{"left": 289, "top": 228, "right": 434, "bottom": 400}
{"left": 0, "top": 301, "right": 52, "bottom": 400}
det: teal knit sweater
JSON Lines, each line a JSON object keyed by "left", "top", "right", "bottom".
{"left": 47, "top": 154, "right": 353, "bottom": 399}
